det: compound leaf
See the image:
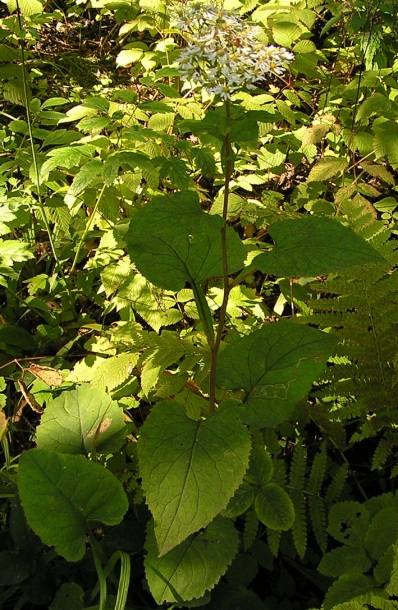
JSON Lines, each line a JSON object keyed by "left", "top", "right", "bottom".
{"left": 126, "top": 192, "right": 246, "bottom": 291}
{"left": 138, "top": 399, "right": 250, "bottom": 556}
{"left": 216, "top": 322, "right": 337, "bottom": 427}
{"left": 145, "top": 517, "right": 238, "bottom": 604}
{"left": 17, "top": 450, "right": 128, "bottom": 561}
{"left": 256, "top": 216, "right": 384, "bottom": 278}
{"left": 35, "top": 384, "right": 127, "bottom": 455}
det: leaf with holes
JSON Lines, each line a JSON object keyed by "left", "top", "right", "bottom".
{"left": 138, "top": 399, "right": 250, "bottom": 555}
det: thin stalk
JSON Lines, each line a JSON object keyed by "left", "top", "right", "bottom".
{"left": 208, "top": 100, "right": 234, "bottom": 413}
{"left": 89, "top": 532, "right": 108, "bottom": 610}
{"left": 70, "top": 183, "right": 107, "bottom": 273}
{"left": 15, "top": 1, "right": 75, "bottom": 313}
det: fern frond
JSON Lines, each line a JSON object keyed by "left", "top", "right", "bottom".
{"left": 309, "top": 495, "right": 327, "bottom": 553}
{"left": 325, "top": 464, "right": 348, "bottom": 506}
{"left": 307, "top": 444, "right": 328, "bottom": 496}
{"left": 267, "top": 528, "right": 281, "bottom": 557}
{"left": 289, "top": 443, "right": 308, "bottom": 557}
{"left": 243, "top": 509, "right": 258, "bottom": 552}
{"left": 307, "top": 444, "right": 328, "bottom": 553}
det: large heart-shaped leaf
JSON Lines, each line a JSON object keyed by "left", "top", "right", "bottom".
{"left": 17, "top": 450, "right": 128, "bottom": 561}
{"left": 126, "top": 191, "right": 246, "bottom": 291}
{"left": 256, "top": 215, "right": 385, "bottom": 277}
{"left": 216, "top": 322, "right": 337, "bottom": 427}
{"left": 138, "top": 400, "right": 250, "bottom": 555}
{"left": 35, "top": 384, "right": 127, "bottom": 455}
{"left": 145, "top": 517, "right": 239, "bottom": 604}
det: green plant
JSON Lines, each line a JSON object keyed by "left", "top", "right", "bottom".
{"left": 1, "top": 0, "right": 398, "bottom": 607}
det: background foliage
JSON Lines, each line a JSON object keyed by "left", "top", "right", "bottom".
{"left": 0, "top": 0, "right": 398, "bottom": 608}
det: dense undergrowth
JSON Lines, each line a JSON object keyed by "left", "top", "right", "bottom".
{"left": 1, "top": 0, "right": 398, "bottom": 608}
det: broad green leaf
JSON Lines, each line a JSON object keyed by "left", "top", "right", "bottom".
{"left": 307, "top": 157, "right": 348, "bottom": 182}
{"left": 138, "top": 400, "right": 251, "bottom": 555}
{"left": 145, "top": 517, "right": 239, "bottom": 604}
{"left": 12, "top": 0, "right": 43, "bottom": 15}
{"left": 255, "top": 483, "right": 295, "bottom": 530}
{"left": 373, "top": 121, "right": 398, "bottom": 167}
{"left": 275, "top": 100, "right": 296, "bottom": 125}
{"left": 91, "top": 352, "right": 139, "bottom": 391}
{"left": 216, "top": 322, "right": 337, "bottom": 427}
{"left": 17, "top": 450, "right": 128, "bottom": 561}
{"left": 116, "top": 48, "right": 144, "bottom": 66}
{"left": 318, "top": 546, "right": 372, "bottom": 578}
{"left": 40, "top": 146, "right": 85, "bottom": 180}
{"left": 272, "top": 22, "right": 302, "bottom": 48}
{"left": 49, "top": 583, "right": 84, "bottom": 610}
{"left": 224, "top": 483, "right": 255, "bottom": 518}
{"left": 148, "top": 113, "right": 175, "bottom": 132}
{"left": 256, "top": 216, "right": 384, "bottom": 277}
{"left": 247, "top": 446, "right": 274, "bottom": 487}
{"left": 35, "top": 385, "right": 127, "bottom": 455}
{"left": 364, "top": 508, "right": 398, "bottom": 560}
{"left": 126, "top": 192, "right": 246, "bottom": 292}
{"left": 157, "top": 157, "right": 190, "bottom": 189}
{"left": 293, "top": 40, "right": 316, "bottom": 53}
{"left": 0, "top": 239, "right": 34, "bottom": 266}
{"left": 67, "top": 159, "right": 103, "bottom": 198}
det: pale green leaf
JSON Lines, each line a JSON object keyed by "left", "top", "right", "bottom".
{"left": 91, "top": 352, "right": 139, "bottom": 391}
{"left": 360, "top": 162, "right": 395, "bottom": 186}
{"left": 272, "top": 21, "right": 302, "bottom": 48}
{"left": 145, "top": 517, "right": 239, "bottom": 604}
{"left": 356, "top": 93, "right": 391, "bottom": 122}
{"left": 16, "top": 0, "right": 43, "bottom": 15}
{"left": 148, "top": 113, "right": 175, "bottom": 131}
{"left": 116, "top": 49, "right": 144, "bottom": 66}
{"left": 255, "top": 483, "right": 295, "bottom": 530}
{"left": 216, "top": 321, "right": 337, "bottom": 428}
{"left": 35, "top": 384, "right": 127, "bottom": 455}
{"left": 126, "top": 191, "right": 246, "bottom": 291}
{"left": 302, "top": 124, "right": 330, "bottom": 146}
{"left": 308, "top": 157, "right": 348, "bottom": 182}
{"left": 275, "top": 100, "right": 296, "bottom": 125}
{"left": 0, "top": 239, "right": 34, "bottom": 266}
{"left": 373, "top": 121, "right": 398, "bottom": 167}
{"left": 293, "top": 40, "right": 316, "bottom": 53}
{"left": 17, "top": 449, "right": 128, "bottom": 561}
{"left": 138, "top": 400, "right": 251, "bottom": 555}
{"left": 68, "top": 159, "right": 103, "bottom": 198}
{"left": 256, "top": 215, "right": 384, "bottom": 277}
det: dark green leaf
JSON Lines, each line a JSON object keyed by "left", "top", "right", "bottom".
{"left": 145, "top": 517, "right": 239, "bottom": 604}
{"left": 138, "top": 399, "right": 250, "bottom": 555}
{"left": 256, "top": 215, "right": 384, "bottom": 277}
{"left": 217, "top": 321, "right": 337, "bottom": 427}
{"left": 126, "top": 192, "right": 246, "bottom": 291}
{"left": 255, "top": 484, "right": 295, "bottom": 530}
{"left": 17, "top": 450, "right": 128, "bottom": 561}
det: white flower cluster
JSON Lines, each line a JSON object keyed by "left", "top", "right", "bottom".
{"left": 173, "top": 4, "right": 294, "bottom": 100}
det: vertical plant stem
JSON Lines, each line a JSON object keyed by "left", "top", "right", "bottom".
{"left": 15, "top": 0, "right": 75, "bottom": 313}
{"left": 208, "top": 100, "right": 234, "bottom": 413}
{"left": 70, "top": 184, "right": 107, "bottom": 273}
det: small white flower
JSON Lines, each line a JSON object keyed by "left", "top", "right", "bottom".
{"left": 172, "top": 3, "right": 294, "bottom": 99}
